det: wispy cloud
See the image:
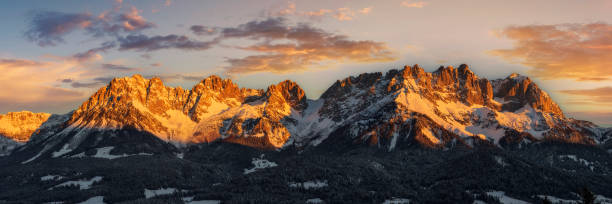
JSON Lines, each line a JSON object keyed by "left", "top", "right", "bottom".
{"left": 401, "top": 1, "right": 427, "bottom": 8}
{"left": 72, "top": 41, "right": 116, "bottom": 62}
{"left": 0, "top": 58, "right": 88, "bottom": 112}
{"left": 24, "top": 6, "right": 154, "bottom": 46}
{"left": 560, "top": 86, "right": 612, "bottom": 104}
{"left": 189, "top": 25, "right": 218, "bottom": 36}
{"left": 269, "top": 2, "right": 372, "bottom": 21}
{"left": 100, "top": 63, "right": 142, "bottom": 72}
{"left": 117, "top": 34, "right": 217, "bottom": 52}
{"left": 214, "top": 17, "right": 396, "bottom": 74}
{"left": 490, "top": 23, "right": 612, "bottom": 81}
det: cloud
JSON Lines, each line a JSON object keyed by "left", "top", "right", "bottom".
{"left": 560, "top": 86, "right": 612, "bottom": 104}
{"left": 69, "top": 76, "right": 114, "bottom": 88}
{"left": 61, "top": 78, "right": 74, "bottom": 83}
{"left": 190, "top": 25, "right": 218, "bottom": 36}
{"left": 218, "top": 17, "right": 396, "bottom": 74}
{"left": 333, "top": 8, "right": 356, "bottom": 21}
{"left": 359, "top": 7, "right": 372, "bottom": 14}
{"left": 0, "top": 58, "right": 88, "bottom": 113}
{"left": 269, "top": 2, "right": 371, "bottom": 21}
{"left": 117, "top": 34, "right": 217, "bottom": 52}
{"left": 24, "top": 6, "right": 154, "bottom": 46}
{"left": 72, "top": 41, "right": 116, "bottom": 62}
{"left": 100, "top": 63, "right": 142, "bottom": 72}
{"left": 490, "top": 23, "right": 612, "bottom": 81}
{"left": 401, "top": 1, "right": 427, "bottom": 8}
{"left": 24, "top": 11, "right": 93, "bottom": 46}
{"left": 303, "top": 9, "right": 333, "bottom": 17}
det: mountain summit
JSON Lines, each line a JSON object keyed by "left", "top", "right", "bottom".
{"left": 6, "top": 64, "right": 611, "bottom": 163}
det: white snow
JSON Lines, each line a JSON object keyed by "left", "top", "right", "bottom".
{"left": 306, "top": 198, "right": 324, "bottom": 204}
{"left": 536, "top": 195, "right": 577, "bottom": 204}
{"left": 186, "top": 201, "right": 221, "bottom": 204}
{"left": 288, "top": 180, "right": 328, "bottom": 189}
{"left": 559, "top": 155, "right": 595, "bottom": 171}
{"left": 144, "top": 188, "right": 177, "bottom": 199}
{"left": 52, "top": 144, "right": 73, "bottom": 158}
{"left": 132, "top": 102, "right": 197, "bottom": 143}
{"left": 41, "top": 175, "right": 64, "bottom": 181}
{"left": 176, "top": 152, "right": 184, "bottom": 159}
{"left": 536, "top": 194, "right": 612, "bottom": 204}
{"left": 382, "top": 198, "right": 411, "bottom": 204}
{"left": 70, "top": 147, "right": 153, "bottom": 159}
{"left": 243, "top": 154, "right": 278, "bottom": 175}
{"left": 494, "top": 156, "right": 509, "bottom": 167}
{"left": 486, "top": 191, "right": 529, "bottom": 204}
{"left": 420, "top": 128, "right": 441, "bottom": 144}
{"left": 52, "top": 176, "right": 103, "bottom": 190}
{"left": 21, "top": 151, "right": 43, "bottom": 164}
{"left": 77, "top": 196, "right": 105, "bottom": 204}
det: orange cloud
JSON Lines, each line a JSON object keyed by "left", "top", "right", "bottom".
{"left": 359, "top": 7, "right": 372, "bottom": 14}
{"left": 490, "top": 23, "right": 612, "bottom": 81}
{"left": 333, "top": 8, "right": 355, "bottom": 21}
{"left": 401, "top": 1, "right": 427, "bottom": 8}
{"left": 271, "top": 2, "right": 372, "bottom": 21}
{"left": 0, "top": 58, "right": 88, "bottom": 113}
{"left": 220, "top": 18, "right": 397, "bottom": 74}
{"left": 560, "top": 86, "right": 612, "bottom": 104}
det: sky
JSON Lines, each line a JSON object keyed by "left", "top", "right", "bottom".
{"left": 0, "top": 0, "right": 611, "bottom": 126}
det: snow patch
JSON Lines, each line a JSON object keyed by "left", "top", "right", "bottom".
{"left": 486, "top": 191, "right": 529, "bottom": 204}
{"left": 71, "top": 147, "right": 153, "bottom": 159}
{"left": 186, "top": 201, "right": 221, "bottom": 204}
{"left": 77, "top": 196, "right": 105, "bottom": 204}
{"left": 52, "top": 144, "right": 72, "bottom": 158}
{"left": 52, "top": 176, "right": 103, "bottom": 190}
{"left": 243, "top": 154, "right": 278, "bottom": 175}
{"left": 41, "top": 175, "right": 64, "bottom": 181}
{"left": 144, "top": 188, "right": 178, "bottom": 199}
{"left": 494, "top": 156, "right": 509, "bottom": 167}
{"left": 306, "top": 198, "right": 324, "bottom": 204}
{"left": 21, "top": 151, "right": 43, "bottom": 164}
{"left": 559, "top": 155, "right": 595, "bottom": 171}
{"left": 382, "top": 198, "right": 411, "bottom": 204}
{"left": 288, "top": 180, "right": 328, "bottom": 189}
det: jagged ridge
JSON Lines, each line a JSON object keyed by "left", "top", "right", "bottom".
{"left": 7, "top": 64, "right": 612, "bottom": 163}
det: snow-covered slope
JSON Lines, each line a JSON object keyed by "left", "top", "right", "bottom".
{"left": 9, "top": 64, "right": 611, "bottom": 162}
{"left": 307, "top": 64, "right": 606, "bottom": 149}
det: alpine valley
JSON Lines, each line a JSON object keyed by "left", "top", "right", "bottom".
{"left": 1, "top": 64, "right": 611, "bottom": 204}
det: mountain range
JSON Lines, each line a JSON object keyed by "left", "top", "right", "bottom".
{"left": 1, "top": 64, "right": 611, "bottom": 203}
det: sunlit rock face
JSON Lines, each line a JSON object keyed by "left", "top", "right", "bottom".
{"left": 0, "top": 111, "right": 51, "bottom": 156}
{"left": 7, "top": 64, "right": 612, "bottom": 162}
{"left": 66, "top": 75, "right": 305, "bottom": 149}
{"left": 0, "top": 111, "right": 51, "bottom": 142}
{"left": 314, "top": 64, "right": 604, "bottom": 150}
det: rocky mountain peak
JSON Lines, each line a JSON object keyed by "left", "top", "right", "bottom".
{"left": 321, "top": 72, "right": 383, "bottom": 99}
{"left": 401, "top": 64, "right": 427, "bottom": 79}
{"left": 265, "top": 80, "right": 307, "bottom": 111}
{"left": 0, "top": 111, "right": 51, "bottom": 142}
{"left": 492, "top": 73, "right": 564, "bottom": 117}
